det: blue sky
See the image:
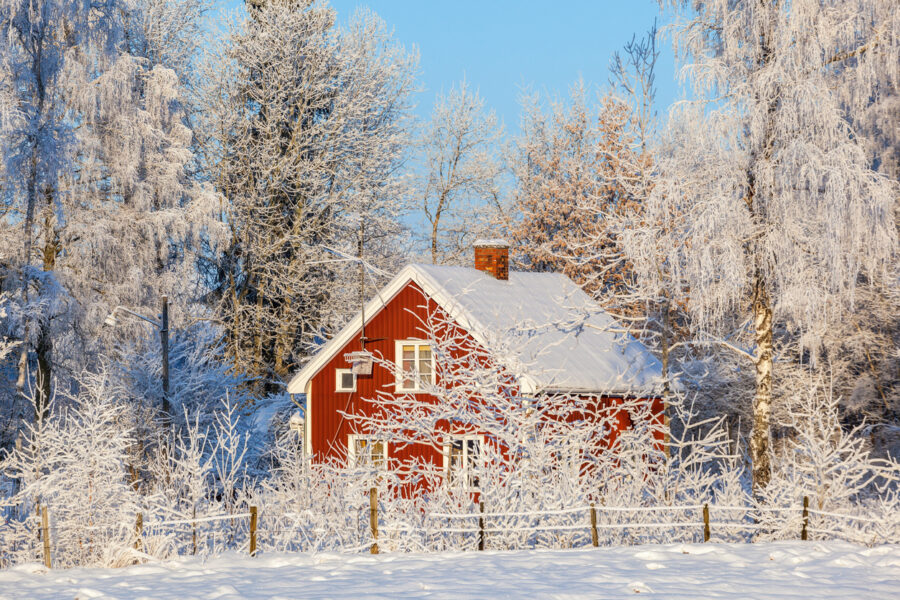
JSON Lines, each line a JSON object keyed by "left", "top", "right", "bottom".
{"left": 215, "top": 1, "right": 680, "bottom": 132}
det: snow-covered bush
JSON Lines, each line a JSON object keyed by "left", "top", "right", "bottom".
{"left": 0, "top": 371, "right": 139, "bottom": 568}
{"left": 757, "top": 382, "right": 900, "bottom": 542}
{"left": 250, "top": 432, "right": 375, "bottom": 554}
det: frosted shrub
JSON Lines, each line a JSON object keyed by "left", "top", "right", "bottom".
{"left": 251, "top": 433, "right": 374, "bottom": 554}
{"left": 757, "top": 383, "right": 900, "bottom": 542}
{"left": 0, "top": 372, "right": 139, "bottom": 568}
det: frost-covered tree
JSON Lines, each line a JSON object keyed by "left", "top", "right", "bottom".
{"left": 0, "top": 0, "right": 126, "bottom": 414}
{"left": 625, "top": 0, "right": 899, "bottom": 492}
{"left": 125, "top": 0, "right": 211, "bottom": 88}
{"left": 0, "top": 298, "right": 21, "bottom": 444}
{"left": 506, "top": 84, "right": 643, "bottom": 312}
{"left": 0, "top": 0, "right": 222, "bottom": 423}
{"left": 0, "top": 371, "right": 140, "bottom": 567}
{"left": 413, "top": 80, "right": 504, "bottom": 264}
{"left": 199, "top": 1, "right": 415, "bottom": 383}
{"left": 755, "top": 380, "right": 900, "bottom": 542}
{"left": 110, "top": 322, "right": 255, "bottom": 454}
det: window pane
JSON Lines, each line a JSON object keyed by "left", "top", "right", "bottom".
{"left": 341, "top": 371, "right": 355, "bottom": 390}
{"left": 353, "top": 438, "right": 366, "bottom": 467}
{"left": 467, "top": 439, "right": 480, "bottom": 488}
{"left": 372, "top": 441, "right": 385, "bottom": 468}
{"left": 466, "top": 439, "right": 480, "bottom": 464}
{"left": 449, "top": 440, "right": 463, "bottom": 466}
{"left": 448, "top": 439, "right": 464, "bottom": 484}
{"left": 418, "top": 345, "right": 432, "bottom": 386}
{"left": 418, "top": 357, "right": 432, "bottom": 385}
{"left": 401, "top": 345, "right": 416, "bottom": 388}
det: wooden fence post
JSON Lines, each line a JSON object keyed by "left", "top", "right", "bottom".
{"left": 478, "top": 501, "right": 485, "bottom": 551}
{"left": 134, "top": 512, "right": 143, "bottom": 552}
{"left": 590, "top": 503, "right": 599, "bottom": 547}
{"left": 41, "top": 505, "right": 51, "bottom": 569}
{"left": 191, "top": 506, "right": 198, "bottom": 555}
{"left": 249, "top": 506, "right": 258, "bottom": 556}
{"left": 801, "top": 496, "right": 809, "bottom": 541}
{"left": 702, "top": 503, "right": 710, "bottom": 542}
{"left": 369, "top": 487, "right": 379, "bottom": 554}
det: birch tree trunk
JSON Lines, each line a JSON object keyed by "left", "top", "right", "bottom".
{"left": 751, "top": 274, "right": 773, "bottom": 492}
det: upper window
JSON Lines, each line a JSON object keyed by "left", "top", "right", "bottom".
{"left": 396, "top": 341, "right": 434, "bottom": 392}
{"left": 348, "top": 435, "right": 387, "bottom": 469}
{"left": 335, "top": 368, "right": 356, "bottom": 392}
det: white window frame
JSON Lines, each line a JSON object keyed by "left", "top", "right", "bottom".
{"left": 335, "top": 368, "right": 356, "bottom": 392}
{"left": 556, "top": 439, "right": 584, "bottom": 475}
{"left": 394, "top": 340, "right": 435, "bottom": 393}
{"left": 442, "top": 434, "right": 484, "bottom": 488}
{"left": 348, "top": 434, "right": 389, "bottom": 470}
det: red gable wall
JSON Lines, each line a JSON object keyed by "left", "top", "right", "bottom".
{"left": 308, "top": 280, "right": 451, "bottom": 466}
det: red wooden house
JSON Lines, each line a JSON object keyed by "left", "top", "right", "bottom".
{"left": 286, "top": 240, "right": 665, "bottom": 481}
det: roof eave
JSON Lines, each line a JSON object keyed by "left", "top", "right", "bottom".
{"left": 534, "top": 386, "right": 665, "bottom": 398}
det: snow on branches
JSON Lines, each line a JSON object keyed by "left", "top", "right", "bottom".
{"left": 622, "top": 0, "right": 900, "bottom": 491}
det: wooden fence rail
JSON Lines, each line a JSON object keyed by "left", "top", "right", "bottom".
{"left": 20, "top": 496, "right": 894, "bottom": 569}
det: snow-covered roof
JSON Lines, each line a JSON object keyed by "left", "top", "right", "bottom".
{"left": 287, "top": 264, "right": 663, "bottom": 396}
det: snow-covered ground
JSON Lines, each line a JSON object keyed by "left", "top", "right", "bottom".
{"left": 1, "top": 542, "right": 898, "bottom": 599}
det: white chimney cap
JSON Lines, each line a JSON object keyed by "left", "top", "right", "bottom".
{"left": 473, "top": 239, "right": 509, "bottom": 248}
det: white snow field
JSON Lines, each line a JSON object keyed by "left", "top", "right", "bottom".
{"left": 1, "top": 542, "right": 898, "bottom": 600}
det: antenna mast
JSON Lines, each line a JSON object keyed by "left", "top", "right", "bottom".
{"left": 359, "top": 219, "right": 366, "bottom": 349}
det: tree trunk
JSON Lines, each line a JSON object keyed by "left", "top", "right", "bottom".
{"left": 17, "top": 27, "right": 48, "bottom": 396}
{"left": 34, "top": 210, "right": 58, "bottom": 421}
{"left": 431, "top": 219, "right": 439, "bottom": 264}
{"left": 661, "top": 300, "right": 671, "bottom": 458}
{"left": 750, "top": 272, "right": 773, "bottom": 494}
{"left": 34, "top": 331, "right": 52, "bottom": 422}
{"left": 747, "top": 2, "right": 777, "bottom": 493}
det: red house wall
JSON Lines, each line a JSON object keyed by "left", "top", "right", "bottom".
{"left": 307, "top": 279, "right": 663, "bottom": 472}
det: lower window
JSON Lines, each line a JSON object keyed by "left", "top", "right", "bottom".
{"left": 444, "top": 435, "right": 482, "bottom": 488}
{"left": 348, "top": 435, "right": 387, "bottom": 469}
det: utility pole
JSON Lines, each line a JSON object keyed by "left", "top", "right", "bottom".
{"left": 161, "top": 295, "right": 171, "bottom": 422}
{"left": 104, "top": 297, "right": 173, "bottom": 426}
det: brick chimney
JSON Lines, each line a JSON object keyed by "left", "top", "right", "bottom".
{"left": 474, "top": 239, "right": 509, "bottom": 280}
